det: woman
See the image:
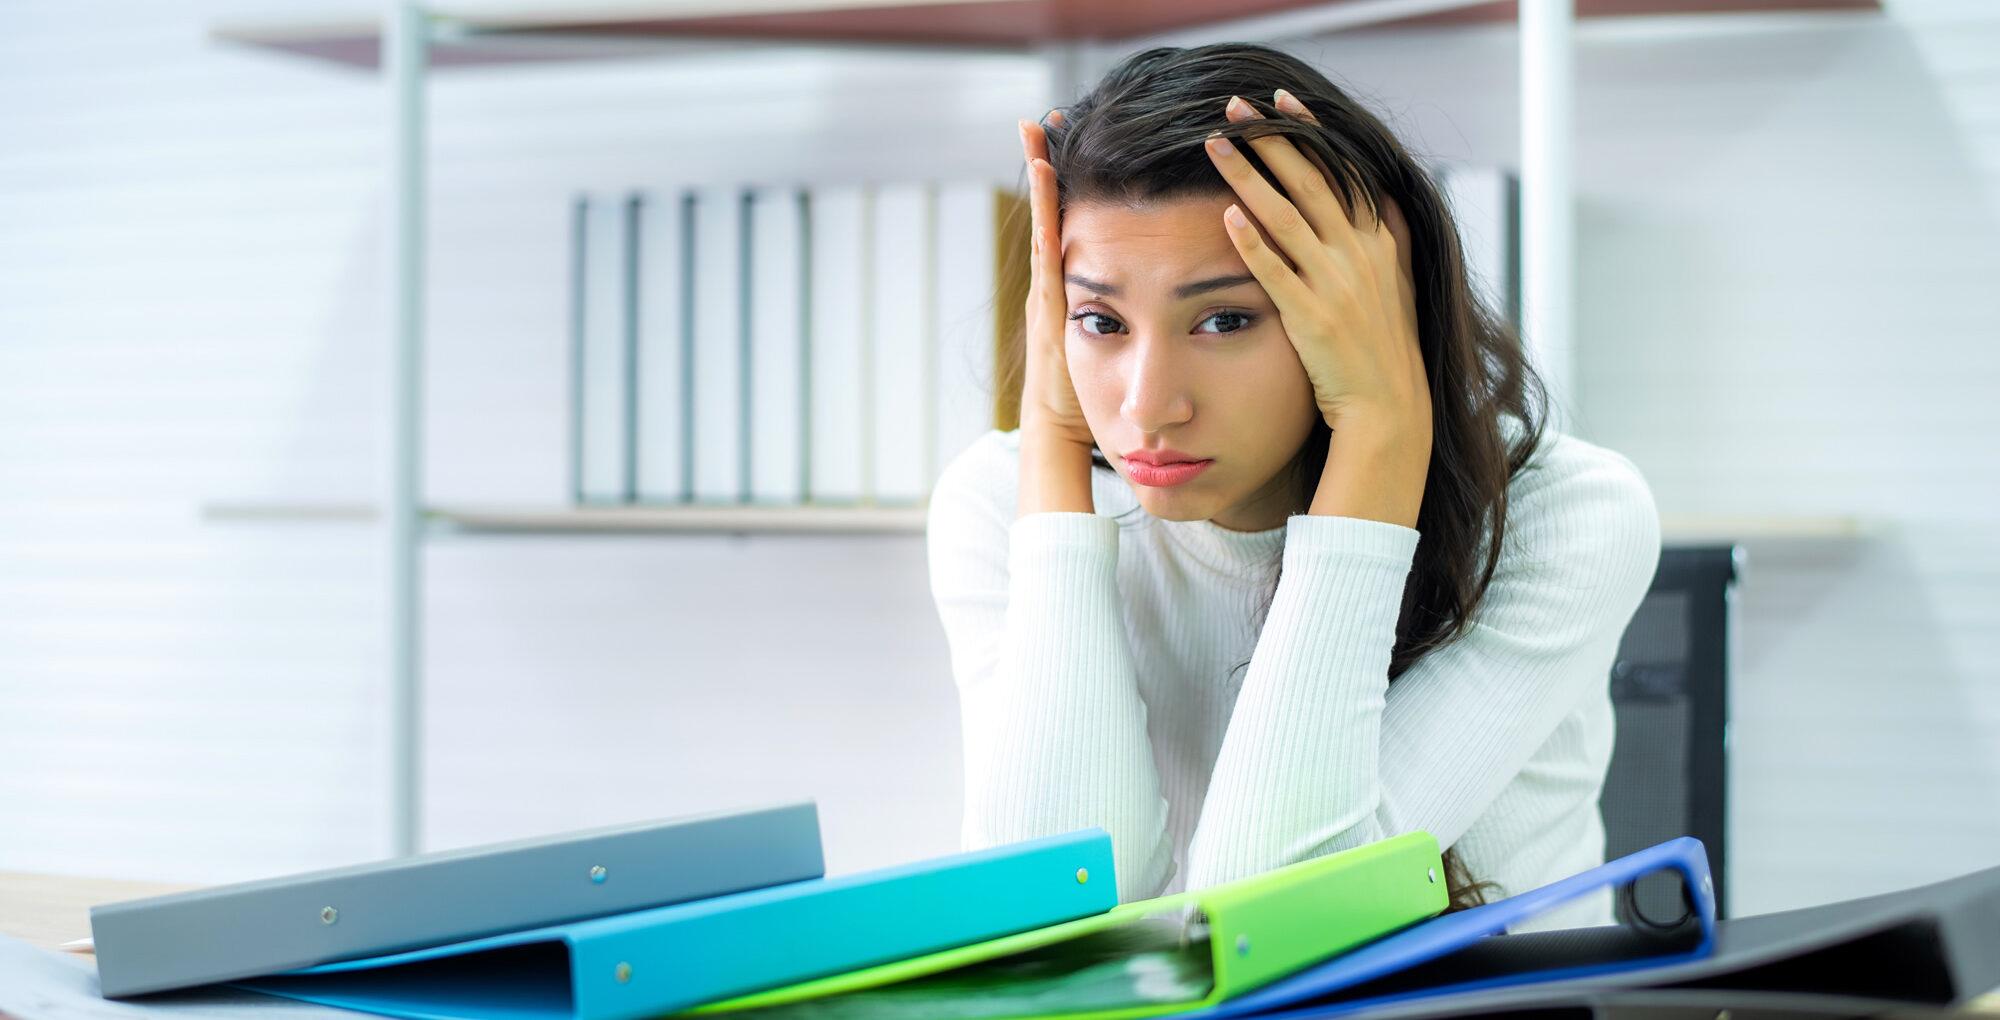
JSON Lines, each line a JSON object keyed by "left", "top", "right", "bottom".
{"left": 924, "top": 43, "right": 1661, "bottom": 932}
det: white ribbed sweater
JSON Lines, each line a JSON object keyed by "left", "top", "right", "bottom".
{"left": 923, "top": 424, "right": 1662, "bottom": 933}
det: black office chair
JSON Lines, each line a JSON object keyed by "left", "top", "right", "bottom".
{"left": 1601, "top": 544, "right": 1741, "bottom": 921}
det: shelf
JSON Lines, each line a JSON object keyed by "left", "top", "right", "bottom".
{"left": 430, "top": 503, "right": 928, "bottom": 534}
{"left": 199, "top": 500, "right": 928, "bottom": 534}
{"left": 1659, "top": 513, "right": 1873, "bottom": 544}
{"left": 199, "top": 500, "right": 378, "bottom": 523}
{"left": 209, "top": 0, "right": 1355, "bottom": 69}
{"left": 208, "top": 0, "right": 1879, "bottom": 71}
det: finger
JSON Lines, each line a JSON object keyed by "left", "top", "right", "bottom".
{"left": 1018, "top": 118, "right": 1049, "bottom": 166}
{"left": 1205, "top": 131, "right": 1337, "bottom": 285}
{"left": 1271, "top": 89, "right": 1385, "bottom": 239}
{"left": 1221, "top": 202, "right": 1315, "bottom": 313}
{"left": 1027, "top": 157, "right": 1064, "bottom": 313}
{"left": 1024, "top": 117, "right": 1072, "bottom": 302}
{"left": 1275, "top": 89, "right": 1406, "bottom": 286}
{"left": 1224, "top": 94, "right": 1354, "bottom": 249}
{"left": 1019, "top": 108, "right": 1064, "bottom": 164}
{"left": 1273, "top": 89, "right": 1318, "bottom": 124}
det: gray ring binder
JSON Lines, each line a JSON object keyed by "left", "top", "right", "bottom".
{"left": 91, "top": 800, "right": 823, "bottom": 998}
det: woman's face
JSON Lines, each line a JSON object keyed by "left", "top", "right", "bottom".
{"left": 1060, "top": 192, "right": 1321, "bottom": 532}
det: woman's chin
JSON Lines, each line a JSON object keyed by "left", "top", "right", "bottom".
{"left": 1128, "top": 486, "right": 1214, "bottom": 521}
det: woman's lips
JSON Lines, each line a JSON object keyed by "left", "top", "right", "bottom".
{"left": 1123, "top": 457, "right": 1214, "bottom": 487}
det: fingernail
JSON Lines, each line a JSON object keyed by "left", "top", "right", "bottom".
{"left": 1274, "top": 88, "right": 1305, "bottom": 113}
{"left": 1225, "top": 95, "right": 1259, "bottom": 120}
{"left": 1225, "top": 205, "right": 1248, "bottom": 229}
{"left": 1205, "top": 134, "right": 1236, "bottom": 157}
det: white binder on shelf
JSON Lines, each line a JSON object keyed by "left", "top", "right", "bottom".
{"left": 571, "top": 192, "right": 634, "bottom": 505}
{"left": 691, "top": 186, "right": 748, "bottom": 504}
{"left": 634, "top": 188, "right": 691, "bottom": 504}
{"left": 747, "top": 187, "right": 807, "bottom": 506}
{"left": 932, "top": 182, "right": 1005, "bottom": 486}
{"left": 806, "top": 185, "right": 869, "bottom": 505}
{"left": 867, "top": 182, "right": 933, "bottom": 506}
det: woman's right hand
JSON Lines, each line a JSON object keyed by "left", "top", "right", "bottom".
{"left": 1017, "top": 113, "right": 1095, "bottom": 452}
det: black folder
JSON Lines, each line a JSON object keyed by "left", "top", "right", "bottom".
{"left": 1260, "top": 858, "right": 2000, "bottom": 1019}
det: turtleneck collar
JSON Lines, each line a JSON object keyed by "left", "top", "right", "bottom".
{"left": 1082, "top": 450, "right": 1288, "bottom": 580}
{"left": 1153, "top": 514, "right": 1288, "bottom": 580}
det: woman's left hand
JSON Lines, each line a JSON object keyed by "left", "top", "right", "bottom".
{"left": 1207, "top": 90, "right": 1430, "bottom": 446}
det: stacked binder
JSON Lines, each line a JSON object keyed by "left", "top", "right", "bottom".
{"left": 90, "top": 801, "right": 827, "bottom": 999}
{"left": 89, "top": 804, "right": 2000, "bottom": 1019}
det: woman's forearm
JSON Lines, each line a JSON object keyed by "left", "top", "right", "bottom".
{"left": 969, "top": 421, "right": 1180, "bottom": 899}
{"left": 967, "top": 507, "right": 1176, "bottom": 901}
{"left": 1183, "top": 511, "right": 1418, "bottom": 890}
{"left": 1017, "top": 423, "right": 1097, "bottom": 518}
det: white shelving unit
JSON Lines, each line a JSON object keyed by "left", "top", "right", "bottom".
{"left": 202, "top": 0, "right": 1628, "bottom": 857}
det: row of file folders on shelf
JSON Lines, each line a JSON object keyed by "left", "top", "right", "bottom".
{"left": 570, "top": 181, "right": 1023, "bottom": 507}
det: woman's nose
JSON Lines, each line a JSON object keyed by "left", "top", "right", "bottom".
{"left": 1119, "top": 335, "right": 1193, "bottom": 433}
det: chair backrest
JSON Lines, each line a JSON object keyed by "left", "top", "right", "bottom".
{"left": 1601, "top": 544, "right": 1741, "bottom": 919}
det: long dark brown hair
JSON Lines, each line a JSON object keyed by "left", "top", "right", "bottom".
{"left": 992, "top": 42, "right": 1553, "bottom": 912}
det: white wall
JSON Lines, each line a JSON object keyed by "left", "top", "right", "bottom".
{"left": 3, "top": 1, "right": 1995, "bottom": 916}
{"left": 0, "top": 0, "right": 1041, "bottom": 881}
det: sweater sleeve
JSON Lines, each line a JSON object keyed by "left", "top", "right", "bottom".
{"left": 925, "top": 451, "right": 1175, "bottom": 902}
{"left": 1182, "top": 448, "right": 1662, "bottom": 893}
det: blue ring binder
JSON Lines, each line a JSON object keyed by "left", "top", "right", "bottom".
{"left": 1191, "top": 835, "right": 1717, "bottom": 1019}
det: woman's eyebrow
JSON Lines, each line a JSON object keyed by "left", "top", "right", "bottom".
{"left": 1062, "top": 273, "right": 1259, "bottom": 299}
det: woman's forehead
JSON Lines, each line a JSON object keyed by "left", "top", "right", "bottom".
{"left": 1059, "top": 195, "right": 1248, "bottom": 289}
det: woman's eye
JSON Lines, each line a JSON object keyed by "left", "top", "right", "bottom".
{"left": 1065, "top": 309, "right": 1255, "bottom": 337}
{"left": 1197, "top": 310, "right": 1256, "bottom": 334}
{"left": 1067, "top": 311, "right": 1124, "bottom": 336}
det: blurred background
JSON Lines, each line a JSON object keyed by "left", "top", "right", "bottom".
{"left": 2, "top": 0, "right": 1996, "bottom": 922}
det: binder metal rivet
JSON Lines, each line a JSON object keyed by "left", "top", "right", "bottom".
{"left": 1075, "top": 867, "right": 1089, "bottom": 884}
{"left": 615, "top": 962, "right": 633, "bottom": 983}
{"left": 1427, "top": 867, "right": 1437, "bottom": 884}
{"left": 1236, "top": 934, "right": 1251, "bottom": 956}
{"left": 591, "top": 865, "right": 608, "bottom": 884}
{"left": 320, "top": 907, "right": 338, "bottom": 925}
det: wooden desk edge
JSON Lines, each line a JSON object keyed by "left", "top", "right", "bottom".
{"left": 0, "top": 870, "right": 198, "bottom": 953}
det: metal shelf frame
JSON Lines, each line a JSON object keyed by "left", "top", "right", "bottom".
{"left": 353, "top": 0, "right": 1580, "bottom": 857}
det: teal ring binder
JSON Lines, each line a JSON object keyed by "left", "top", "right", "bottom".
{"left": 227, "top": 828, "right": 1120, "bottom": 1020}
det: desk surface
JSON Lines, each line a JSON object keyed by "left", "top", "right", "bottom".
{"left": 6, "top": 869, "right": 2000, "bottom": 1015}
{"left": 0, "top": 870, "right": 201, "bottom": 953}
